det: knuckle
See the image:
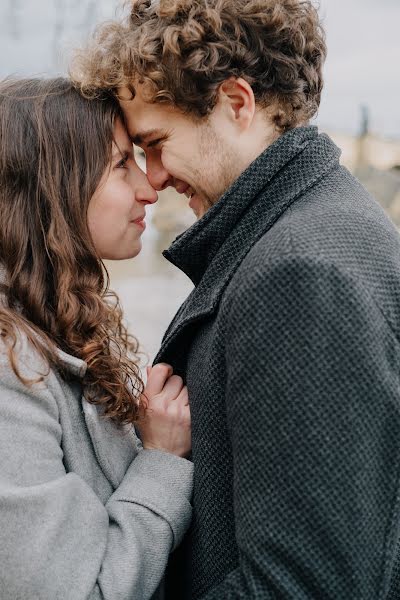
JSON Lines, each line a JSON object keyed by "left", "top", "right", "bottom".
{"left": 146, "top": 391, "right": 160, "bottom": 405}
{"left": 152, "top": 362, "right": 172, "bottom": 376}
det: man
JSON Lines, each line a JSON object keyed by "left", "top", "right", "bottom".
{"left": 74, "top": 1, "right": 400, "bottom": 597}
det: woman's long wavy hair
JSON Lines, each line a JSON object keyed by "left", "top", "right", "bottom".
{"left": 0, "top": 77, "right": 145, "bottom": 425}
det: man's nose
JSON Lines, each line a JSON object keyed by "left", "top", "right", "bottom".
{"left": 146, "top": 153, "right": 173, "bottom": 191}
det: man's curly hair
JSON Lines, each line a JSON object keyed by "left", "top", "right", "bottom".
{"left": 72, "top": 0, "right": 326, "bottom": 131}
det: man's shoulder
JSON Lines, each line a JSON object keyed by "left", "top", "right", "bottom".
{"left": 225, "top": 166, "right": 400, "bottom": 322}
{"left": 243, "top": 165, "right": 400, "bottom": 273}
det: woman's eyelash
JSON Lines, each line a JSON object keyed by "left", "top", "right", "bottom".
{"left": 116, "top": 154, "right": 130, "bottom": 168}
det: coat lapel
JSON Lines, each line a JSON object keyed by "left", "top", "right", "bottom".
{"left": 57, "top": 349, "right": 140, "bottom": 490}
{"left": 82, "top": 399, "right": 139, "bottom": 490}
{"left": 155, "top": 132, "right": 341, "bottom": 372}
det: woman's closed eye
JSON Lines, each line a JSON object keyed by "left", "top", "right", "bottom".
{"left": 115, "top": 153, "right": 130, "bottom": 169}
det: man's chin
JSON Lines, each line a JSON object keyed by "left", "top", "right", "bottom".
{"left": 189, "top": 193, "right": 210, "bottom": 220}
{"left": 189, "top": 193, "right": 203, "bottom": 219}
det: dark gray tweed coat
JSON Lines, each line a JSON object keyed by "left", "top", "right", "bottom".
{"left": 155, "top": 126, "right": 400, "bottom": 599}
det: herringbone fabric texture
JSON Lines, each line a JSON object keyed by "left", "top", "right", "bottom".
{"left": 157, "top": 127, "right": 400, "bottom": 599}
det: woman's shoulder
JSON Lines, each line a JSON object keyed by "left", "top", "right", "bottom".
{"left": 0, "top": 326, "right": 50, "bottom": 382}
{"left": 0, "top": 329, "right": 63, "bottom": 449}
{"left": 1, "top": 316, "right": 86, "bottom": 372}
{"left": 0, "top": 326, "right": 86, "bottom": 416}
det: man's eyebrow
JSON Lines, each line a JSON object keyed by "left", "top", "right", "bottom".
{"left": 130, "top": 129, "right": 168, "bottom": 146}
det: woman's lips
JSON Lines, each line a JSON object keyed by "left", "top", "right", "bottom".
{"left": 132, "top": 217, "right": 146, "bottom": 230}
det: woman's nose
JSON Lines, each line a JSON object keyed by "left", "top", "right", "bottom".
{"left": 131, "top": 160, "right": 159, "bottom": 205}
{"left": 136, "top": 181, "right": 158, "bottom": 205}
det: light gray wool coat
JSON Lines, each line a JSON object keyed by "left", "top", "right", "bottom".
{"left": 0, "top": 302, "right": 193, "bottom": 600}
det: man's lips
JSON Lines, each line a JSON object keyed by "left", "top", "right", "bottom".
{"left": 189, "top": 192, "right": 199, "bottom": 209}
{"left": 175, "top": 183, "right": 190, "bottom": 195}
{"left": 174, "top": 182, "right": 196, "bottom": 199}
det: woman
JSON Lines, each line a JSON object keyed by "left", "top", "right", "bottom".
{"left": 0, "top": 78, "right": 192, "bottom": 599}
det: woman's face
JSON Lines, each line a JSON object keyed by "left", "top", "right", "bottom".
{"left": 88, "top": 119, "right": 158, "bottom": 260}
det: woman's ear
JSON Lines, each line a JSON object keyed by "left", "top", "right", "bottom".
{"left": 218, "top": 77, "right": 256, "bottom": 131}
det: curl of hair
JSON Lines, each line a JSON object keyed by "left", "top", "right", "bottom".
{"left": 71, "top": 0, "right": 327, "bottom": 130}
{"left": 0, "top": 78, "right": 145, "bottom": 426}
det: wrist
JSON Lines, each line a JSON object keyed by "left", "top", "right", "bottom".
{"left": 142, "top": 442, "right": 190, "bottom": 458}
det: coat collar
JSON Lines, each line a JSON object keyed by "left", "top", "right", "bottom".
{"left": 58, "top": 354, "right": 138, "bottom": 490}
{"left": 155, "top": 126, "right": 341, "bottom": 369}
{"left": 164, "top": 126, "right": 322, "bottom": 285}
{"left": 82, "top": 399, "right": 139, "bottom": 489}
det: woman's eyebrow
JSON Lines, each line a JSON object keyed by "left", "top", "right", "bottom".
{"left": 112, "top": 145, "right": 132, "bottom": 159}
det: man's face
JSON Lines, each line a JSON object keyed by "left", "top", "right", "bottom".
{"left": 119, "top": 85, "right": 241, "bottom": 219}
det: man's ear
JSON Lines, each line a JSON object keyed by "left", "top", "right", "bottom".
{"left": 218, "top": 77, "right": 256, "bottom": 131}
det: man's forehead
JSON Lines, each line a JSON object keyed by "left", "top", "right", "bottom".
{"left": 122, "top": 102, "right": 168, "bottom": 144}
{"left": 118, "top": 95, "right": 155, "bottom": 141}
{"left": 117, "top": 85, "right": 136, "bottom": 102}
{"left": 119, "top": 101, "right": 177, "bottom": 144}
{"left": 117, "top": 85, "right": 147, "bottom": 119}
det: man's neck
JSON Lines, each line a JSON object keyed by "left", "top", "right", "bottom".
{"left": 237, "top": 110, "right": 283, "bottom": 179}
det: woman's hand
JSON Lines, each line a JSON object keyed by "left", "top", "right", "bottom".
{"left": 137, "top": 363, "right": 191, "bottom": 458}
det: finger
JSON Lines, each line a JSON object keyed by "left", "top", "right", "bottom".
{"left": 161, "top": 375, "right": 184, "bottom": 400}
{"left": 175, "top": 386, "right": 189, "bottom": 407}
{"left": 145, "top": 363, "right": 174, "bottom": 396}
{"left": 179, "top": 399, "right": 191, "bottom": 427}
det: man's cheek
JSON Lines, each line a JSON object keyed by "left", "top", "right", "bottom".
{"left": 161, "top": 153, "right": 178, "bottom": 178}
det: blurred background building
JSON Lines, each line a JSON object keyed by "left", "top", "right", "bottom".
{"left": 1, "top": 0, "right": 399, "bottom": 360}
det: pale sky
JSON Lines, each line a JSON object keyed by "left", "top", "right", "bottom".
{"left": 0, "top": 0, "right": 399, "bottom": 138}
{"left": 317, "top": 0, "right": 400, "bottom": 137}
